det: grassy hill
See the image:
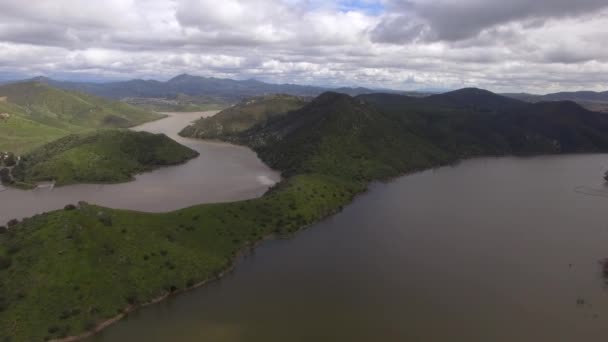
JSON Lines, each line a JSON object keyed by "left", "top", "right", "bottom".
{"left": 6, "top": 130, "right": 198, "bottom": 187}
{"left": 0, "top": 82, "right": 162, "bottom": 153}
{"left": 5, "top": 89, "right": 608, "bottom": 341}
{"left": 179, "top": 94, "right": 308, "bottom": 140}
{"left": 0, "top": 104, "right": 67, "bottom": 153}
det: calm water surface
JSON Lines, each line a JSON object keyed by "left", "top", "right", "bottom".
{"left": 89, "top": 154, "right": 608, "bottom": 342}
{"left": 0, "top": 112, "right": 280, "bottom": 225}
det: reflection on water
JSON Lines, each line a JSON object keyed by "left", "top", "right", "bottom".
{"left": 90, "top": 154, "right": 608, "bottom": 342}
{"left": 0, "top": 112, "right": 280, "bottom": 225}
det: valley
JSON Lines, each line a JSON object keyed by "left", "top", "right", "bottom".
{"left": 4, "top": 1, "right": 608, "bottom": 341}
{"left": 3, "top": 82, "right": 608, "bottom": 341}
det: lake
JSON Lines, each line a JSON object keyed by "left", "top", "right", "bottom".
{"left": 87, "top": 154, "right": 608, "bottom": 342}
{"left": 0, "top": 112, "right": 280, "bottom": 226}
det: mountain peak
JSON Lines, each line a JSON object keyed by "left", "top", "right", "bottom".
{"left": 313, "top": 91, "right": 353, "bottom": 103}
{"left": 168, "top": 73, "right": 199, "bottom": 82}
{"left": 444, "top": 87, "right": 496, "bottom": 96}
{"left": 430, "top": 87, "right": 526, "bottom": 111}
{"left": 28, "top": 76, "right": 53, "bottom": 83}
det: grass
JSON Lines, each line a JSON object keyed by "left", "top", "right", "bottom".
{"left": 9, "top": 130, "right": 199, "bottom": 186}
{"left": 0, "top": 115, "right": 68, "bottom": 154}
{"left": 0, "top": 82, "right": 162, "bottom": 154}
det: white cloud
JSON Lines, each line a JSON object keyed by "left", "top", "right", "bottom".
{"left": 0, "top": 0, "right": 607, "bottom": 93}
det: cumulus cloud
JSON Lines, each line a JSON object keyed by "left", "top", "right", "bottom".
{"left": 0, "top": 0, "right": 607, "bottom": 93}
{"left": 372, "top": 0, "right": 608, "bottom": 43}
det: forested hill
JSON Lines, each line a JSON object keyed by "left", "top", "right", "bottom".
{"left": 202, "top": 88, "right": 608, "bottom": 181}
{"left": 179, "top": 94, "right": 308, "bottom": 140}
{"left": 9, "top": 130, "right": 198, "bottom": 186}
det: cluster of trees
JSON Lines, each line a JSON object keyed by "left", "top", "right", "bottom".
{"left": 0, "top": 152, "right": 16, "bottom": 167}
{"left": 0, "top": 152, "right": 17, "bottom": 184}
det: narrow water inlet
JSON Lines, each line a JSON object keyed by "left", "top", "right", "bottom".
{"left": 0, "top": 112, "right": 281, "bottom": 225}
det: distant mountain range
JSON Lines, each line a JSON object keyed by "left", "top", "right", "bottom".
{"left": 503, "top": 91, "right": 608, "bottom": 112}
{"left": 10, "top": 75, "right": 606, "bottom": 112}
{"left": 21, "top": 74, "right": 390, "bottom": 102}
{"left": 504, "top": 91, "right": 608, "bottom": 103}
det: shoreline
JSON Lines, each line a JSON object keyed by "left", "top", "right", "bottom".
{"left": 49, "top": 191, "right": 349, "bottom": 342}
{"left": 9, "top": 105, "right": 608, "bottom": 340}
{"left": 11, "top": 152, "right": 608, "bottom": 341}
{"left": 49, "top": 233, "right": 287, "bottom": 342}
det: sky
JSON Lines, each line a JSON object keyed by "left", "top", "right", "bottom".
{"left": 1, "top": 0, "right": 608, "bottom": 94}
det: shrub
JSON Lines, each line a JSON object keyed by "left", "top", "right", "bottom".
{"left": 0, "top": 226, "right": 7, "bottom": 234}
{"left": 83, "top": 320, "right": 97, "bottom": 331}
{"left": 0, "top": 256, "right": 10, "bottom": 270}
{"left": 6, "top": 219, "right": 18, "bottom": 227}
{"left": 4, "top": 153, "right": 16, "bottom": 167}
{"left": 0, "top": 168, "right": 11, "bottom": 184}
{"left": 98, "top": 214, "right": 112, "bottom": 227}
{"left": 126, "top": 294, "right": 138, "bottom": 305}
{"left": 64, "top": 204, "right": 76, "bottom": 211}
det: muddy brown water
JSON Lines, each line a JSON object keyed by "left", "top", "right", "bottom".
{"left": 0, "top": 112, "right": 281, "bottom": 226}
{"left": 86, "top": 154, "right": 608, "bottom": 342}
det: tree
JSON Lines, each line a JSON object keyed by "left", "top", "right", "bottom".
{"left": 0, "top": 168, "right": 11, "bottom": 184}
{"left": 604, "top": 170, "right": 608, "bottom": 182}
{"left": 4, "top": 153, "right": 16, "bottom": 167}
{"left": 0, "top": 256, "right": 11, "bottom": 270}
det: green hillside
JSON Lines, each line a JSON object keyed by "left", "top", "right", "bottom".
{"left": 5, "top": 89, "right": 608, "bottom": 341}
{"left": 7, "top": 130, "right": 198, "bottom": 186}
{"left": 0, "top": 110, "right": 67, "bottom": 154}
{"left": 0, "top": 82, "right": 163, "bottom": 153}
{"left": 180, "top": 94, "right": 307, "bottom": 139}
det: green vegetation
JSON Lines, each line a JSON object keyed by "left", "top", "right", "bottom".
{"left": 0, "top": 101, "right": 68, "bottom": 154}
{"left": 0, "top": 82, "right": 162, "bottom": 153}
{"left": 180, "top": 94, "right": 307, "bottom": 139}
{"left": 8, "top": 130, "right": 198, "bottom": 186}
{"left": 0, "top": 174, "right": 361, "bottom": 341}
{"left": 4, "top": 88, "right": 608, "bottom": 341}
{"left": 124, "top": 94, "right": 230, "bottom": 112}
